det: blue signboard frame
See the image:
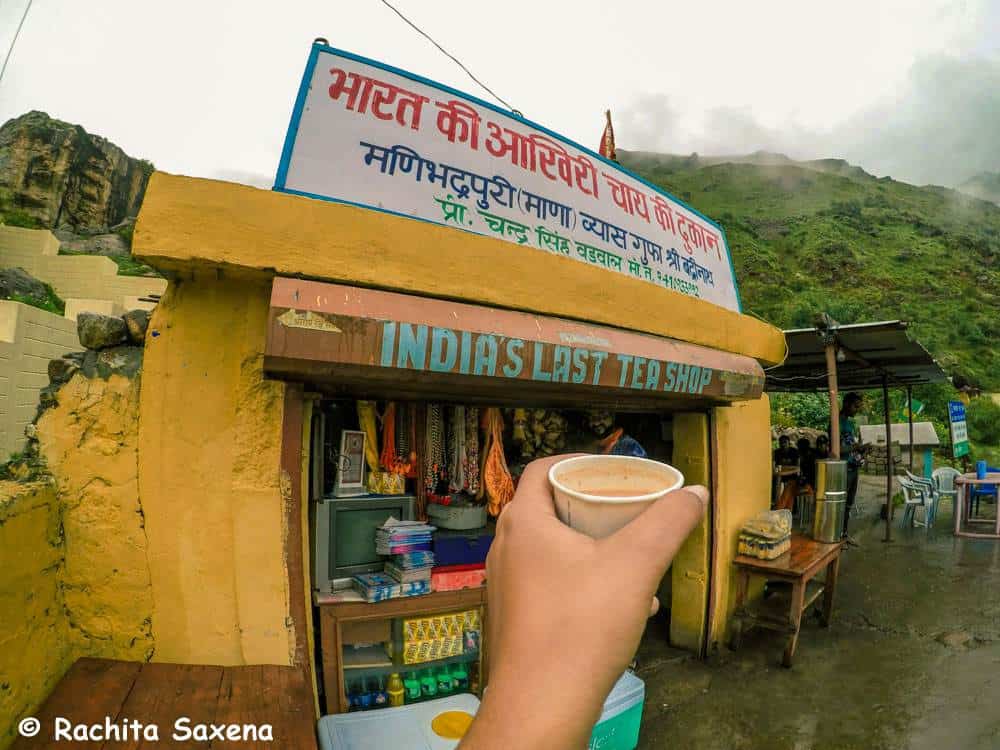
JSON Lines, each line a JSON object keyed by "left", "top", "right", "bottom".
{"left": 273, "top": 41, "right": 743, "bottom": 313}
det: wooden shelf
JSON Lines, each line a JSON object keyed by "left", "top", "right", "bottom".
{"left": 343, "top": 649, "right": 480, "bottom": 680}
{"left": 318, "top": 587, "right": 488, "bottom": 714}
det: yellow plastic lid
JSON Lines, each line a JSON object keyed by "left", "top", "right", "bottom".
{"left": 431, "top": 710, "right": 475, "bottom": 740}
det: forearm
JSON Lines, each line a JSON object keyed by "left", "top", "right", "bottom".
{"left": 459, "top": 666, "right": 605, "bottom": 750}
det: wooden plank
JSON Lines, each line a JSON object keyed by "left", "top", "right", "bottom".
{"left": 280, "top": 384, "right": 311, "bottom": 670}
{"left": 11, "top": 658, "right": 141, "bottom": 750}
{"left": 264, "top": 280, "right": 766, "bottom": 404}
{"left": 104, "top": 663, "right": 223, "bottom": 750}
{"left": 316, "top": 588, "right": 486, "bottom": 621}
{"left": 212, "top": 666, "right": 317, "bottom": 750}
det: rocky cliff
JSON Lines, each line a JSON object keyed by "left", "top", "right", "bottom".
{"left": 0, "top": 111, "right": 154, "bottom": 232}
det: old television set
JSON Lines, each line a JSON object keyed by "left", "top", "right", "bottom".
{"left": 309, "top": 403, "right": 416, "bottom": 592}
{"left": 311, "top": 494, "right": 416, "bottom": 592}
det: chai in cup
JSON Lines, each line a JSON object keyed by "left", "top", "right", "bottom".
{"left": 548, "top": 455, "right": 685, "bottom": 538}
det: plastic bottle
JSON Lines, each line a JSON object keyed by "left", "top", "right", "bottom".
{"left": 436, "top": 666, "right": 453, "bottom": 695}
{"left": 346, "top": 677, "right": 363, "bottom": 712}
{"left": 420, "top": 668, "right": 438, "bottom": 699}
{"left": 403, "top": 671, "right": 422, "bottom": 704}
{"left": 387, "top": 673, "right": 405, "bottom": 707}
{"left": 359, "top": 677, "right": 375, "bottom": 711}
{"left": 373, "top": 676, "right": 389, "bottom": 709}
{"left": 451, "top": 663, "right": 469, "bottom": 692}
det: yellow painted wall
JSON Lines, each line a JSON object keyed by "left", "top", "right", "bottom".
{"left": 137, "top": 276, "right": 294, "bottom": 665}
{"left": 0, "top": 300, "right": 82, "bottom": 459}
{"left": 709, "top": 395, "right": 773, "bottom": 647}
{"left": 0, "top": 226, "right": 166, "bottom": 314}
{"left": 0, "top": 481, "right": 72, "bottom": 750}
{"left": 133, "top": 173, "right": 786, "bottom": 366}
{"left": 669, "top": 413, "right": 711, "bottom": 652}
{"left": 36, "top": 373, "right": 154, "bottom": 660}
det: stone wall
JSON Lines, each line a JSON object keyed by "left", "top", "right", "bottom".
{"left": 0, "top": 482, "right": 73, "bottom": 750}
{"left": 0, "top": 226, "right": 167, "bottom": 316}
{"left": 36, "top": 370, "right": 154, "bottom": 661}
{"left": 0, "top": 300, "right": 82, "bottom": 458}
{"left": 0, "top": 312, "right": 152, "bottom": 750}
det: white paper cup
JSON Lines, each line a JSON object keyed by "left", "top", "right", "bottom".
{"left": 548, "top": 455, "right": 685, "bottom": 539}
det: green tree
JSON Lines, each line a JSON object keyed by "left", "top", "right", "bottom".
{"left": 967, "top": 398, "right": 1000, "bottom": 446}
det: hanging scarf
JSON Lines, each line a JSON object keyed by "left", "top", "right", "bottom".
{"left": 356, "top": 400, "right": 380, "bottom": 475}
{"left": 480, "top": 407, "right": 514, "bottom": 516}
{"left": 380, "top": 402, "right": 397, "bottom": 472}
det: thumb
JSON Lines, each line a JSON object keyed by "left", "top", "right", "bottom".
{"left": 600, "top": 485, "right": 708, "bottom": 589}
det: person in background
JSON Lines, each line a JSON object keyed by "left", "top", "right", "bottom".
{"left": 797, "top": 437, "right": 817, "bottom": 490}
{"left": 838, "top": 392, "right": 869, "bottom": 545}
{"left": 815, "top": 434, "right": 830, "bottom": 460}
{"left": 773, "top": 435, "right": 799, "bottom": 467}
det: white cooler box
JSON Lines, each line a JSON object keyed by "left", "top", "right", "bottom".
{"left": 317, "top": 671, "right": 645, "bottom": 750}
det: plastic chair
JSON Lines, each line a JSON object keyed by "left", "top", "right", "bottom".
{"left": 932, "top": 467, "right": 961, "bottom": 516}
{"left": 899, "top": 476, "right": 937, "bottom": 528}
{"left": 970, "top": 466, "right": 999, "bottom": 518}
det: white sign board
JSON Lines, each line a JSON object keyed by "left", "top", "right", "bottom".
{"left": 275, "top": 43, "right": 742, "bottom": 313}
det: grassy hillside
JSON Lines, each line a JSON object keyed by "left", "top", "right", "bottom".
{"left": 620, "top": 151, "right": 1000, "bottom": 390}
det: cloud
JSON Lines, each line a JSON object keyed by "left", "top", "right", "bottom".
{"left": 618, "top": 54, "right": 1000, "bottom": 187}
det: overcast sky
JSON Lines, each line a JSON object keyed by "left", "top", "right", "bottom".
{"left": 1, "top": 0, "right": 997, "bottom": 188}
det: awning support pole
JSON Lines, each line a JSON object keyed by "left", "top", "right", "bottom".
{"left": 907, "top": 385, "right": 915, "bottom": 473}
{"left": 883, "top": 374, "right": 893, "bottom": 543}
{"left": 825, "top": 343, "right": 840, "bottom": 460}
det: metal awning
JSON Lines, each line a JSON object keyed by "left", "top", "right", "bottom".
{"left": 765, "top": 320, "right": 948, "bottom": 392}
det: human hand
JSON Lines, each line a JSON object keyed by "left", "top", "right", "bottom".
{"left": 459, "top": 455, "right": 708, "bottom": 750}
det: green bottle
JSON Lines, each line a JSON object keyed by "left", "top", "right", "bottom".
{"left": 436, "top": 666, "right": 453, "bottom": 695}
{"left": 420, "top": 668, "right": 437, "bottom": 699}
{"left": 403, "top": 671, "right": 421, "bottom": 704}
{"left": 451, "top": 663, "right": 469, "bottom": 691}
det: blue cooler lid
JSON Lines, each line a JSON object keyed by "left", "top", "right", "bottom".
{"left": 597, "top": 671, "right": 645, "bottom": 725}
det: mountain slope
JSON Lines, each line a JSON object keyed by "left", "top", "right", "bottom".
{"left": 958, "top": 172, "right": 1000, "bottom": 206}
{"left": 0, "top": 111, "right": 153, "bottom": 232}
{"left": 619, "top": 150, "right": 1000, "bottom": 390}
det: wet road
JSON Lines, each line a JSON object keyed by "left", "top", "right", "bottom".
{"left": 637, "top": 476, "right": 1000, "bottom": 750}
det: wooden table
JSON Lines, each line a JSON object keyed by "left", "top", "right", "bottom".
{"left": 730, "top": 533, "right": 844, "bottom": 667}
{"left": 317, "top": 587, "right": 487, "bottom": 714}
{"left": 954, "top": 473, "right": 1000, "bottom": 539}
{"left": 12, "top": 657, "right": 317, "bottom": 749}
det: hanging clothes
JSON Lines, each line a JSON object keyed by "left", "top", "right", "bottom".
{"left": 380, "top": 402, "right": 397, "bottom": 472}
{"left": 425, "top": 403, "right": 446, "bottom": 493}
{"left": 480, "top": 407, "right": 514, "bottom": 516}
{"left": 465, "top": 406, "right": 480, "bottom": 495}
{"left": 356, "top": 400, "right": 380, "bottom": 475}
{"left": 449, "top": 406, "right": 467, "bottom": 494}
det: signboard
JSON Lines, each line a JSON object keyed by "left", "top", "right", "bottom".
{"left": 265, "top": 278, "right": 763, "bottom": 401}
{"left": 274, "top": 43, "right": 742, "bottom": 313}
{"left": 948, "top": 400, "right": 970, "bottom": 458}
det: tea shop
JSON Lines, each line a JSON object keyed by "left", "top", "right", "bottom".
{"left": 30, "top": 41, "right": 786, "bottom": 749}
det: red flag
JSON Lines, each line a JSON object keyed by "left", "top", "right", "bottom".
{"left": 599, "top": 109, "right": 617, "bottom": 162}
